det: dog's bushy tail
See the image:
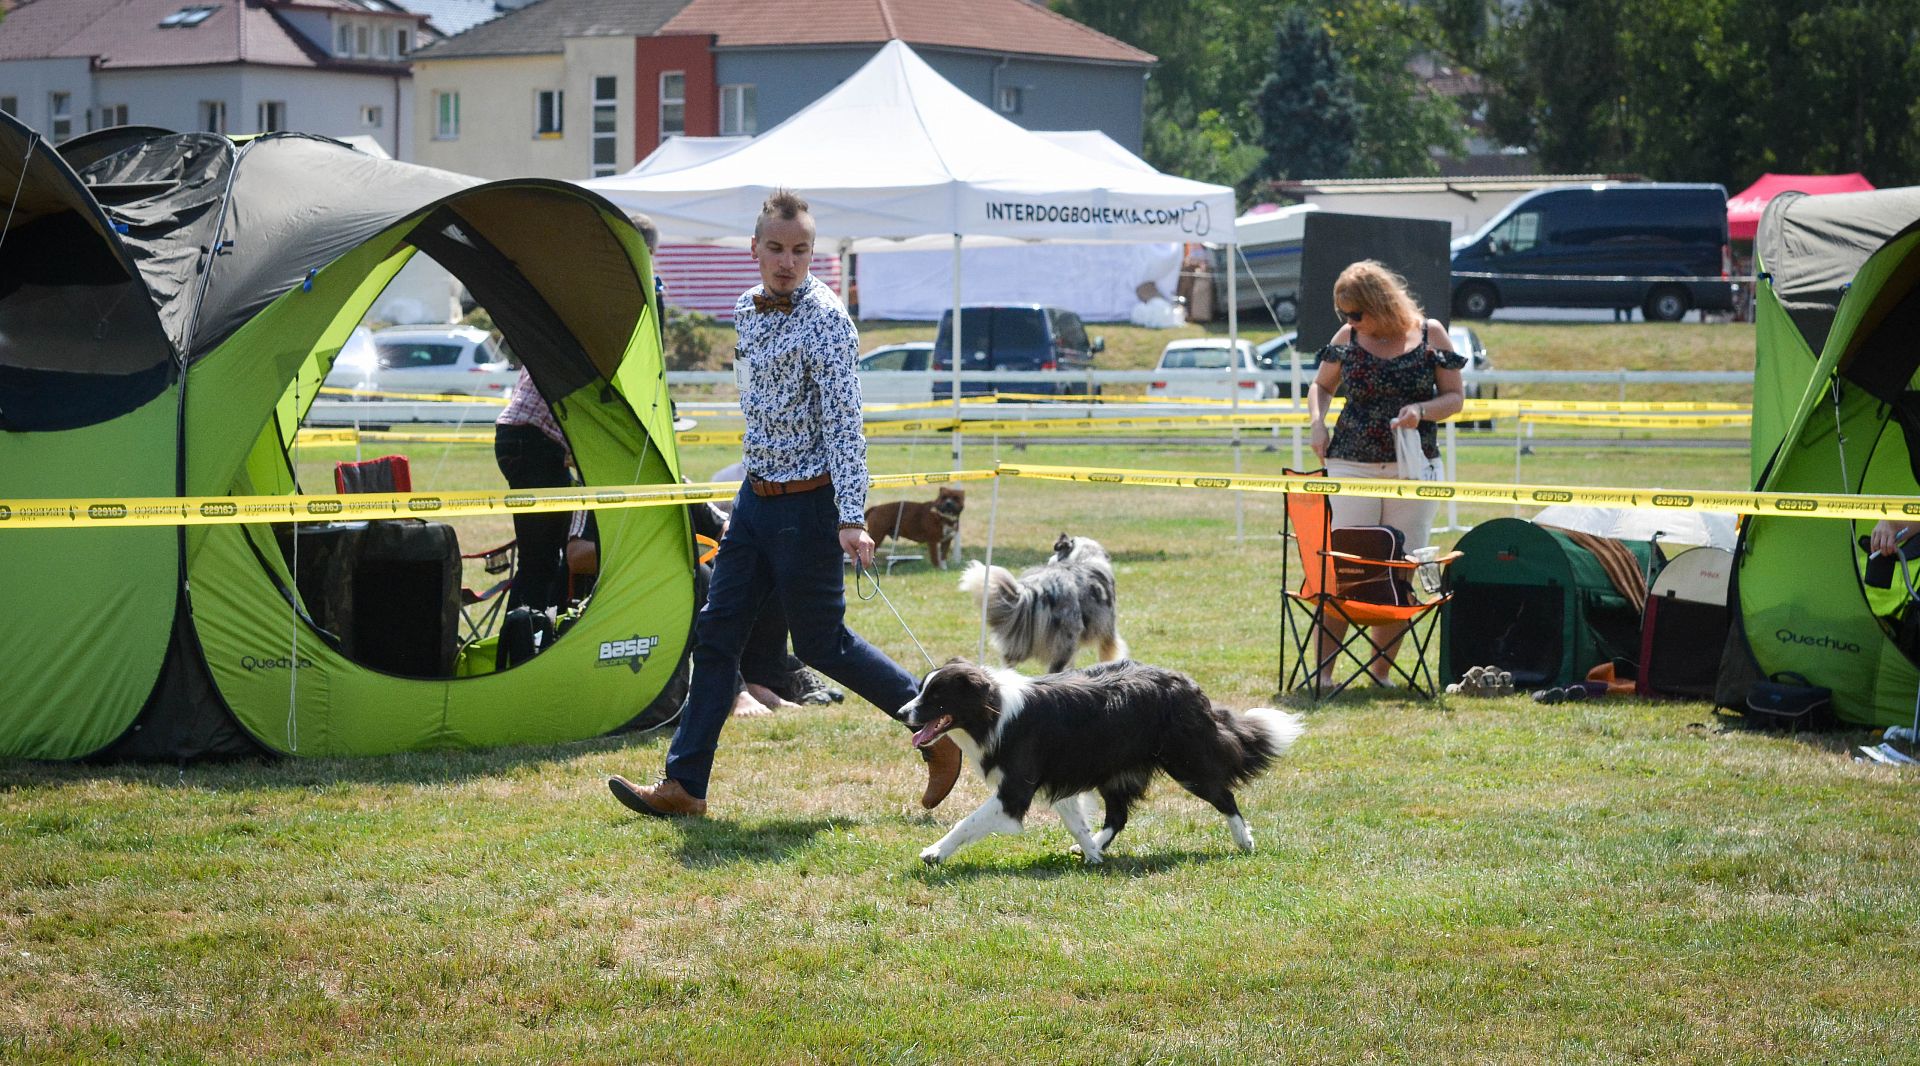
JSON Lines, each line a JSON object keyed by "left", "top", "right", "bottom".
{"left": 958, "top": 560, "right": 1039, "bottom": 663}
{"left": 1222, "top": 707, "right": 1305, "bottom": 786}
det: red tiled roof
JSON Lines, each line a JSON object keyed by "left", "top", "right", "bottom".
{"left": 660, "top": 0, "right": 1153, "bottom": 64}
{"left": 0, "top": 0, "right": 412, "bottom": 69}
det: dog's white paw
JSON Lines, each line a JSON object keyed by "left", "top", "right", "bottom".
{"left": 920, "top": 845, "right": 945, "bottom": 865}
{"left": 1228, "top": 815, "right": 1255, "bottom": 853}
{"left": 1078, "top": 846, "right": 1105, "bottom": 865}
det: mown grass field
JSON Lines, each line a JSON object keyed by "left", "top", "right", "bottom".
{"left": 10, "top": 323, "right": 1920, "bottom": 1064}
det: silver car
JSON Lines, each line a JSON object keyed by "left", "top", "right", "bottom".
{"left": 325, "top": 324, "right": 517, "bottom": 399}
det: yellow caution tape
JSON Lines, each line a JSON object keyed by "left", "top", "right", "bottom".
{"left": 0, "top": 470, "right": 998, "bottom": 529}
{"left": 997, "top": 463, "right": 1918, "bottom": 520}
{"left": 316, "top": 386, "right": 511, "bottom": 405}
{"left": 293, "top": 428, "right": 364, "bottom": 446}
{"left": 294, "top": 404, "right": 1752, "bottom": 450}
{"left": 1514, "top": 412, "right": 1749, "bottom": 429}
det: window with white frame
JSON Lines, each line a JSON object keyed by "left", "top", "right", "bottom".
{"left": 395, "top": 28, "right": 411, "bottom": 57}
{"left": 200, "top": 99, "right": 227, "bottom": 133}
{"left": 49, "top": 92, "right": 71, "bottom": 140}
{"left": 434, "top": 91, "right": 459, "bottom": 139}
{"left": 257, "top": 100, "right": 286, "bottom": 133}
{"left": 659, "top": 71, "right": 685, "bottom": 138}
{"left": 337, "top": 23, "right": 352, "bottom": 55}
{"left": 534, "top": 90, "right": 563, "bottom": 137}
{"left": 996, "top": 86, "right": 1022, "bottom": 114}
{"left": 355, "top": 25, "right": 371, "bottom": 57}
{"left": 720, "top": 84, "right": 756, "bottom": 135}
{"left": 591, "top": 76, "right": 618, "bottom": 176}
{"left": 100, "top": 103, "right": 129, "bottom": 127}
{"left": 158, "top": 5, "right": 216, "bottom": 27}
{"left": 360, "top": 105, "right": 383, "bottom": 128}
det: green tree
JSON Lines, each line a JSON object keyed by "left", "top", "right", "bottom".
{"left": 1329, "top": 0, "right": 1470, "bottom": 177}
{"left": 1144, "top": 102, "right": 1265, "bottom": 190}
{"left": 1251, "top": 7, "right": 1358, "bottom": 181}
{"left": 1481, "top": 0, "right": 1920, "bottom": 187}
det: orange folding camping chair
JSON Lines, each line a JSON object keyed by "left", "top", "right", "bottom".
{"left": 1279, "top": 469, "right": 1462, "bottom": 700}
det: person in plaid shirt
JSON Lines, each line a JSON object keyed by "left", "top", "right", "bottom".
{"left": 493, "top": 369, "right": 571, "bottom": 612}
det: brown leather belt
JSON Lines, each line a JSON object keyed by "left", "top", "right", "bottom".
{"left": 748, "top": 472, "right": 832, "bottom": 497}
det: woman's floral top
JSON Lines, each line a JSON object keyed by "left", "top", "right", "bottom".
{"left": 1321, "top": 327, "right": 1467, "bottom": 462}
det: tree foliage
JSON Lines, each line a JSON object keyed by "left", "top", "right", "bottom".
{"left": 1051, "top": 0, "right": 1920, "bottom": 194}
{"left": 1251, "top": 8, "right": 1358, "bottom": 182}
{"left": 1484, "top": 0, "right": 1920, "bottom": 187}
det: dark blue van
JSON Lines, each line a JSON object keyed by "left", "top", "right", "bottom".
{"left": 931, "top": 305, "right": 1102, "bottom": 397}
{"left": 1450, "top": 183, "right": 1736, "bottom": 321}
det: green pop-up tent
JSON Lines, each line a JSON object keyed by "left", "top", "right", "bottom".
{"left": 1725, "top": 186, "right": 1920, "bottom": 725}
{"left": 0, "top": 118, "right": 694, "bottom": 760}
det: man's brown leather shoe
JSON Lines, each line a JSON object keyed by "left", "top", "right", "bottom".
{"left": 609, "top": 775, "right": 706, "bottom": 818}
{"left": 919, "top": 735, "right": 962, "bottom": 809}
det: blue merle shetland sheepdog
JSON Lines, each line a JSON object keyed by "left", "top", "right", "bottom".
{"left": 901, "top": 658, "right": 1304, "bottom": 865}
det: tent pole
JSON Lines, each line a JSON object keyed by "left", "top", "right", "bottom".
{"left": 1229, "top": 241, "right": 1242, "bottom": 542}
{"left": 951, "top": 234, "right": 963, "bottom": 471}
{"left": 838, "top": 238, "right": 853, "bottom": 307}
{"left": 1287, "top": 240, "right": 1305, "bottom": 469}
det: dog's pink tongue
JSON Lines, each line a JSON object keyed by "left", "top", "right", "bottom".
{"left": 910, "top": 716, "right": 951, "bottom": 748}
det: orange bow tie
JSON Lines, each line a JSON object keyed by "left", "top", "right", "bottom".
{"left": 753, "top": 291, "right": 796, "bottom": 315}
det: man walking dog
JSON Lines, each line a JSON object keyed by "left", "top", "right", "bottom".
{"left": 610, "top": 189, "right": 962, "bottom": 818}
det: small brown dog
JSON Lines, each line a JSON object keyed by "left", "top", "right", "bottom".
{"left": 866, "top": 486, "right": 965, "bottom": 569}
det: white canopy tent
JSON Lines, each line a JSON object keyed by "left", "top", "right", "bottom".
{"left": 582, "top": 39, "right": 1240, "bottom": 466}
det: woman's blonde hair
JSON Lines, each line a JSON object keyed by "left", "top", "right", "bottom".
{"left": 1333, "top": 260, "right": 1424, "bottom": 339}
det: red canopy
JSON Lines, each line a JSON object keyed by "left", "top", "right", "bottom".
{"left": 1727, "top": 172, "right": 1875, "bottom": 241}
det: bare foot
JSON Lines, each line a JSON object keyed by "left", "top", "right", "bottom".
{"left": 745, "top": 682, "right": 801, "bottom": 711}
{"left": 731, "top": 690, "right": 772, "bottom": 718}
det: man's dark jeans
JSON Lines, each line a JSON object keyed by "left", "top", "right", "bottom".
{"left": 665, "top": 483, "right": 918, "bottom": 799}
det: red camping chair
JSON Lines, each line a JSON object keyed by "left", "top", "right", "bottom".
{"left": 1280, "top": 470, "right": 1462, "bottom": 700}
{"left": 333, "top": 454, "right": 412, "bottom": 494}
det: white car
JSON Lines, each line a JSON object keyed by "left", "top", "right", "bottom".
{"left": 1148, "top": 338, "right": 1274, "bottom": 401}
{"left": 855, "top": 340, "right": 936, "bottom": 405}
{"left": 324, "top": 324, "right": 517, "bottom": 399}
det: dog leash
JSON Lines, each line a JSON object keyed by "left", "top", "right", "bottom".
{"left": 854, "top": 563, "right": 938, "bottom": 671}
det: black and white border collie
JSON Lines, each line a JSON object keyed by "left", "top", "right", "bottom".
{"left": 901, "top": 658, "right": 1304, "bottom": 865}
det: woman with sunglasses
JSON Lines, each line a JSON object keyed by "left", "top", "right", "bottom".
{"left": 1305, "top": 259, "right": 1466, "bottom": 687}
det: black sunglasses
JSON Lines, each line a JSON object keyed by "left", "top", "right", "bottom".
{"left": 1339, "top": 308, "right": 1365, "bottom": 323}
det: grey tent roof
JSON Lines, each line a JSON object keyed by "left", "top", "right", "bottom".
{"left": 4, "top": 120, "right": 651, "bottom": 432}
{"left": 69, "top": 131, "right": 481, "bottom": 360}
{"left": 1757, "top": 186, "right": 1920, "bottom": 353}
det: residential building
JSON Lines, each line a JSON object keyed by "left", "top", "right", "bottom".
{"left": 411, "top": 0, "right": 1153, "bottom": 181}
{"left": 0, "top": 0, "right": 423, "bottom": 159}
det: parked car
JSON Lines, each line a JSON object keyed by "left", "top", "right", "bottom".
{"left": 1148, "top": 338, "right": 1274, "bottom": 401}
{"left": 324, "top": 324, "right": 517, "bottom": 398}
{"left": 855, "top": 340, "right": 935, "bottom": 405}
{"left": 930, "top": 305, "right": 1103, "bottom": 398}
{"left": 1449, "top": 182, "right": 1736, "bottom": 321}
{"left": 1448, "top": 324, "right": 1494, "bottom": 402}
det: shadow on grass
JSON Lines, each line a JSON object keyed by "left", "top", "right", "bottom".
{"left": 0, "top": 727, "right": 673, "bottom": 792}
{"left": 941, "top": 545, "right": 1199, "bottom": 571}
{"left": 913, "top": 846, "right": 1236, "bottom": 881}
{"left": 641, "top": 816, "right": 840, "bottom": 869}
{"left": 1702, "top": 708, "right": 1889, "bottom": 757}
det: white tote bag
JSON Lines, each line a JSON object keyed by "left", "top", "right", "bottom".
{"left": 1392, "top": 426, "right": 1445, "bottom": 482}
